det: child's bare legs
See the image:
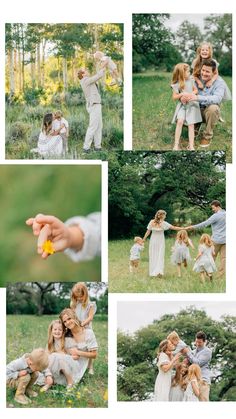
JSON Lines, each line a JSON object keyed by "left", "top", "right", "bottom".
{"left": 188, "top": 124, "right": 195, "bottom": 150}
{"left": 61, "top": 368, "right": 73, "bottom": 387}
{"left": 200, "top": 271, "right": 205, "bottom": 282}
{"left": 173, "top": 119, "right": 184, "bottom": 150}
{"left": 177, "top": 263, "right": 181, "bottom": 278}
{"left": 41, "top": 375, "right": 53, "bottom": 392}
{"left": 110, "top": 69, "right": 122, "bottom": 86}
{"left": 88, "top": 359, "right": 94, "bottom": 375}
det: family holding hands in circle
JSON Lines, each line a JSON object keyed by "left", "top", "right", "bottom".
{"left": 129, "top": 200, "right": 226, "bottom": 280}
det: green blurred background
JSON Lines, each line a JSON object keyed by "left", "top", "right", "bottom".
{"left": 0, "top": 164, "right": 101, "bottom": 286}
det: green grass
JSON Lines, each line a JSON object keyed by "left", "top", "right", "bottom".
{"left": 109, "top": 236, "right": 226, "bottom": 293}
{"left": 6, "top": 315, "right": 108, "bottom": 408}
{"left": 0, "top": 165, "right": 101, "bottom": 286}
{"left": 5, "top": 93, "right": 123, "bottom": 160}
{"left": 133, "top": 71, "right": 232, "bottom": 161}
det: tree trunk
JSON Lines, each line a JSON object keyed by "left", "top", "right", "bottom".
{"left": 9, "top": 49, "right": 15, "bottom": 96}
{"left": 62, "top": 57, "right": 68, "bottom": 92}
{"left": 37, "top": 42, "right": 41, "bottom": 87}
{"left": 30, "top": 50, "right": 36, "bottom": 88}
{"left": 41, "top": 40, "right": 46, "bottom": 88}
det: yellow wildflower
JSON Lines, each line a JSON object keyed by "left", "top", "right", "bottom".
{"left": 77, "top": 391, "right": 81, "bottom": 399}
{"left": 103, "top": 389, "right": 108, "bottom": 401}
{"left": 42, "top": 240, "right": 55, "bottom": 255}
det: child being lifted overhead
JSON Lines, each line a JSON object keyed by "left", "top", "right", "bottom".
{"left": 94, "top": 50, "right": 122, "bottom": 86}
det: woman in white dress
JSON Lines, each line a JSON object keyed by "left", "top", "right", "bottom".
{"left": 143, "top": 210, "right": 182, "bottom": 277}
{"left": 154, "top": 339, "right": 181, "bottom": 401}
{"left": 37, "top": 112, "right": 63, "bottom": 157}
{"left": 59, "top": 308, "right": 98, "bottom": 383}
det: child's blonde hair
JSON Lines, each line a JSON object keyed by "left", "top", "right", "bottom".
{"left": 187, "top": 363, "right": 202, "bottom": 383}
{"left": 54, "top": 110, "right": 63, "bottom": 119}
{"left": 154, "top": 210, "right": 167, "bottom": 225}
{"left": 70, "top": 282, "right": 89, "bottom": 309}
{"left": 47, "top": 319, "right": 65, "bottom": 353}
{"left": 28, "top": 348, "right": 49, "bottom": 371}
{"left": 134, "top": 236, "right": 143, "bottom": 243}
{"left": 199, "top": 233, "right": 213, "bottom": 247}
{"left": 193, "top": 42, "right": 213, "bottom": 78}
{"left": 94, "top": 51, "right": 104, "bottom": 60}
{"left": 172, "top": 63, "right": 190, "bottom": 91}
{"left": 167, "top": 331, "right": 180, "bottom": 343}
{"left": 176, "top": 230, "right": 190, "bottom": 246}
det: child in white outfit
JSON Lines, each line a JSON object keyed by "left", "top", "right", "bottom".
{"left": 52, "top": 110, "right": 69, "bottom": 152}
{"left": 129, "top": 236, "right": 144, "bottom": 273}
{"left": 94, "top": 51, "right": 122, "bottom": 86}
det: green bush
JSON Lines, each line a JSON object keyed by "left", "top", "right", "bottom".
{"left": 23, "top": 87, "right": 47, "bottom": 105}
{"left": 9, "top": 121, "right": 31, "bottom": 141}
{"left": 103, "top": 121, "right": 123, "bottom": 148}
{"left": 69, "top": 113, "right": 87, "bottom": 141}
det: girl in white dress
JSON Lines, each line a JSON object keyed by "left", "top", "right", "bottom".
{"left": 70, "top": 283, "right": 97, "bottom": 375}
{"left": 37, "top": 113, "right": 63, "bottom": 157}
{"left": 193, "top": 233, "right": 217, "bottom": 281}
{"left": 154, "top": 339, "right": 181, "bottom": 401}
{"left": 183, "top": 364, "right": 202, "bottom": 402}
{"left": 171, "top": 63, "right": 202, "bottom": 151}
{"left": 40, "top": 319, "right": 74, "bottom": 391}
{"left": 169, "top": 363, "right": 188, "bottom": 401}
{"left": 171, "top": 230, "right": 194, "bottom": 277}
{"left": 143, "top": 210, "right": 183, "bottom": 277}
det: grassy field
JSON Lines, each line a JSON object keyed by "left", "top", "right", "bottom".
{"left": 5, "top": 90, "right": 123, "bottom": 160}
{"left": 0, "top": 165, "right": 101, "bottom": 286}
{"left": 6, "top": 314, "right": 108, "bottom": 408}
{"left": 109, "top": 235, "right": 226, "bottom": 293}
{"left": 133, "top": 72, "right": 232, "bottom": 161}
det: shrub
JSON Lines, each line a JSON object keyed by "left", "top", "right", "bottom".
{"left": 8, "top": 121, "right": 31, "bottom": 141}
{"left": 103, "top": 121, "right": 123, "bottom": 148}
{"left": 23, "top": 87, "right": 46, "bottom": 106}
{"left": 25, "top": 105, "right": 46, "bottom": 121}
{"left": 68, "top": 113, "right": 87, "bottom": 141}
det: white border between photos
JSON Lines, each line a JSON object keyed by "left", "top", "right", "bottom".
{"left": 1, "top": 0, "right": 236, "bottom": 418}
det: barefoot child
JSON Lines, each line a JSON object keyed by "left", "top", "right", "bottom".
{"left": 94, "top": 50, "right": 122, "bottom": 86}
{"left": 40, "top": 320, "right": 74, "bottom": 391}
{"left": 193, "top": 233, "right": 217, "bottom": 281}
{"left": 129, "top": 236, "right": 144, "bottom": 273}
{"left": 52, "top": 110, "right": 69, "bottom": 152}
{"left": 6, "top": 348, "right": 49, "bottom": 405}
{"left": 70, "top": 282, "right": 97, "bottom": 375}
{"left": 171, "top": 230, "right": 194, "bottom": 277}
{"left": 183, "top": 364, "right": 202, "bottom": 401}
{"left": 171, "top": 63, "right": 202, "bottom": 151}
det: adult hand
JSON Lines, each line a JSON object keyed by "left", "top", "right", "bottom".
{"left": 187, "top": 93, "right": 198, "bottom": 102}
{"left": 181, "top": 347, "right": 189, "bottom": 355}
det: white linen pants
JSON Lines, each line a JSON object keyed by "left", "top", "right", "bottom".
{"left": 83, "top": 103, "right": 102, "bottom": 150}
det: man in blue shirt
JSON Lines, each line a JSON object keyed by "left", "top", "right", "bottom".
{"left": 186, "top": 200, "right": 226, "bottom": 276}
{"left": 181, "top": 59, "right": 230, "bottom": 147}
{"left": 182, "top": 331, "right": 212, "bottom": 401}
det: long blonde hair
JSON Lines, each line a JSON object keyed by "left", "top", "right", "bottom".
{"left": 193, "top": 42, "right": 213, "bottom": 77}
{"left": 70, "top": 282, "right": 89, "bottom": 309}
{"left": 176, "top": 230, "right": 190, "bottom": 246}
{"left": 172, "top": 364, "right": 188, "bottom": 388}
{"left": 59, "top": 308, "right": 82, "bottom": 334}
{"left": 172, "top": 63, "right": 189, "bottom": 91}
{"left": 47, "top": 319, "right": 65, "bottom": 354}
{"left": 200, "top": 233, "right": 213, "bottom": 247}
{"left": 187, "top": 364, "right": 202, "bottom": 383}
{"left": 153, "top": 210, "right": 167, "bottom": 226}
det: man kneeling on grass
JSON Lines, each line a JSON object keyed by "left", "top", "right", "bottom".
{"left": 6, "top": 348, "right": 49, "bottom": 405}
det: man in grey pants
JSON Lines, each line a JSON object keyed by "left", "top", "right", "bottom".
{"left": 182, "top": 331, "right": 212, "bottom": 401}
{"left": 186, "top": 200, "right": 226, "bottom": 276}
{"left": 78, "top": 60, "right": 108, "bottom": 152}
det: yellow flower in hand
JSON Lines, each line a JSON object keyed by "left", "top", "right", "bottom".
{"left": 42, "top": 240, "right": 55, "bottom": 255}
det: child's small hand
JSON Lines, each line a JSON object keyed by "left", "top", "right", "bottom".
{"left": 18, "top": 370, "right": 28, "bottom": 377}
{"left": 205, "top": 80, "right": 213, "bottom": 88}
{"left": 26, "top": 214, "right": 84, "bottom": 259}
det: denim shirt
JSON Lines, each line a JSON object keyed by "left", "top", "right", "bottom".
{"left": 187, "top": 346, "right": 212, "bottom": 384}
{"left": 193, "top": 210, "right": 226, "bottom": 244}
{"left": 197, "top": 77, "right": 226, "bottom": 107}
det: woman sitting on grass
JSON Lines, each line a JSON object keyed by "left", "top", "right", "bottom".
{"left": 37, "top": 113, "right": 63, "bottom": 157}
